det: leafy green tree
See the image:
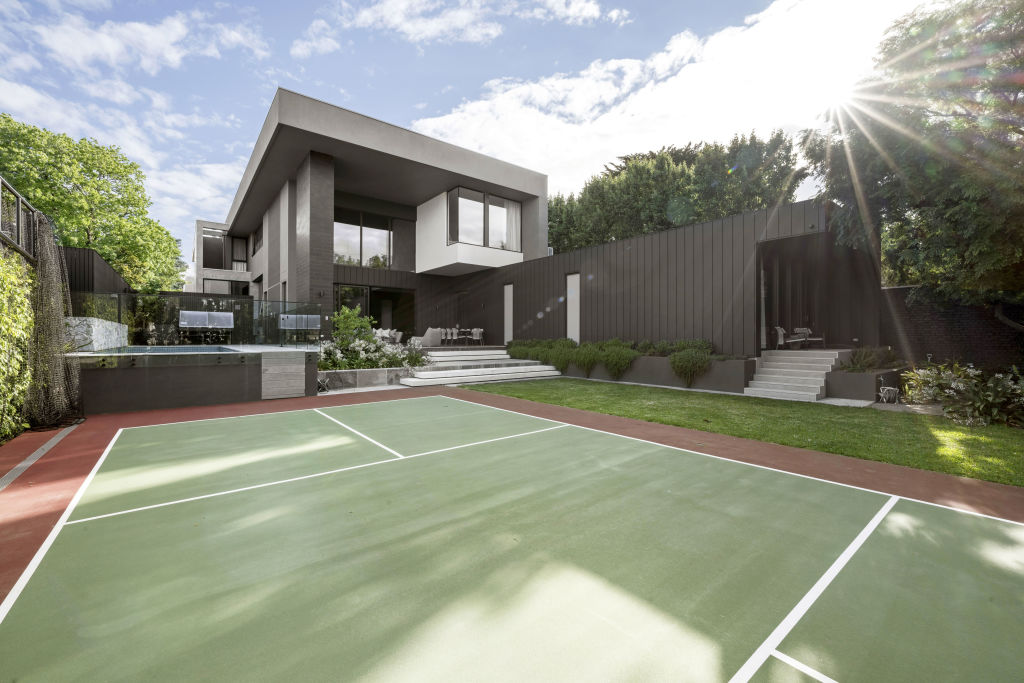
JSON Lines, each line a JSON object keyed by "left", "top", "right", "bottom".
{"left": 802, "top": 0, "right": 1024, "bottom": 308}
{"left": 549, "top": 131, "right": 806, "bottom": 252}
{"left": 0, "top": 114, "right": 185, "bottom": 291}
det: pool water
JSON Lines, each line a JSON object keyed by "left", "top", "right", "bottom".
{"left": 99, "top": 346, "right": 237, "bottom": 354}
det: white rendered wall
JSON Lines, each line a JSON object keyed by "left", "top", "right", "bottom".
{"left": 415, "top": 192, "right": 455, "bottom": 274}
{"left": 566, "top": 273, "right": 580, "bottom": 343}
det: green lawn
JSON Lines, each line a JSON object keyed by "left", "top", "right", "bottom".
{"left": 467, "top": 378, "right": 1024, "bottom": 487}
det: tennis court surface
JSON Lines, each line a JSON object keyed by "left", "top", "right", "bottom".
{"left": 1, "top": 395, "right": 1021, "bottom": 681}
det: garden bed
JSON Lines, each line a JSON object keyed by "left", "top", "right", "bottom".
{"left": 318, "top": 367, "right": 412, "bottom": 391}
{"left": 565, "top": 356, "right": 755, "bottom": 394}
{"left": 826, "top": 368, "right": 905, "bottom": 401}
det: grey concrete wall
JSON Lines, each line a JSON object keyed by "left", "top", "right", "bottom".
{"left": 295, "top": 152, "right": 335, "bottom": 312}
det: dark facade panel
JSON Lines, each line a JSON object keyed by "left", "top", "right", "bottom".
{"left": 61, "top": 246, "right": 131, "bottom": 293}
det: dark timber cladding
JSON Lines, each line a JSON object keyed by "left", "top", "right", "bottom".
{"left": 332, "top": 199, "right": 879, "bottom": 356}
{"left": 61, "top": 246, "right": 131, "bottom": 293}
{"left": 455, "top": 199, "right": 856, "bottom": 356}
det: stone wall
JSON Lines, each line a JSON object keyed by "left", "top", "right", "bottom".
{"left": 65, "top": 316, "right": 128, "bottom": 352}
{"left": 881, "top": 287, "right": 1024, "bottom": 369}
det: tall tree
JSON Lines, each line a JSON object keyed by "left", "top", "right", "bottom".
{"left": 548, "top": 131, "right": 806, "bottom": 252}
{"left": 802, "top": 0, "right": 1024, "bottom": 309}
{"left": 0, "top": 114, "right": 185, "bottom": 291}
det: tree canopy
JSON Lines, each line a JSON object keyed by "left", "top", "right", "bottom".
{"left": 548, "top": 131, "right": 806, "bottom": 253}
{"left": 0, "top": 114, "right": 185, "bottom": 292}
{"left": 802, "top": 0, "right": 1024, "bottom": 306}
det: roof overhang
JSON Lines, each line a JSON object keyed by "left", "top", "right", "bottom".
{"left": 224, "top": 89, "right": 547, "bottom": 235}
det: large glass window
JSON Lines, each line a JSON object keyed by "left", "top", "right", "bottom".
{"left": 334, "top": 284, "right": 369, "bottom": 314}
{"left": 447, "top": 187, "right": 521, "bottom": 252}
{"left": 333, "top": 209, "right": 392, "bottom": 268}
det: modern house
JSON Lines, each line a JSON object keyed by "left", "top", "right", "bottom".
{"left": 192, "top": 88, "right": 882, "bottom": 357}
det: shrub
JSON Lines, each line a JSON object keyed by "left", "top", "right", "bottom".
{"left": 319, "top": 305, "right": 425, "bottom": 370}
{"left": 547, "top": 347, "right": 573, "bottom": 373}
{"left": 670, "top": 349, "right": 712, "bottom": 387}
{"left": 674, "top": 339, "right": 713, "bottom": 354}
{"left": 572, "top": 344, "right": 602, "bottom": 377}
{"left": 902, "top": 363, "right": 1024, "bottom": 427}
{"left": 0, "top": 246, "right": 33, "bottom": 441}
{"left": 636, "top": 339, "right": 655, "bottom": 355}
{"left": 601, "top": 346, "right": 640, "bottom": 380}
{"left": 841, "top": 346, "right": 900, "bottom": 372}
{"left": 653, "top": 340, "right": 676, "bottom": 357}
{"left": 597, "top": 338, "right": 632, "bottom": 351}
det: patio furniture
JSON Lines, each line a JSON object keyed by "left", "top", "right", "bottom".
{"left": 393, "top": 331, "right": 403, "bottom": 344}
{"left": 471, "top": 328, "right": 483, "bottom": 345}
{"left": 793, "top": 327, "right": 825, "bottom": 348}
{"left": 774, "top": 326, "right": 806, "bottom": 349}
{"left": 410, "top": 327, "right": 441, "bottom": 348}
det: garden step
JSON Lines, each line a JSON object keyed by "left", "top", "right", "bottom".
{"left": 751, "top": 373, "right": 824, "bottom": 387}
{"left": 400, "top": 369, "right": 561, "bottom": 386}
{"left": 410, "top": 364, "right": 557, "bottom": 379}
{"left": 743, "top": 387, "right": 821, "bottom": 402}
{"left": 748, "top": 381, "right": 825, "bottom": 397}
{"left": 425, "top": 353, "right": 511, "bottom": 362}
{"left": 427, "top": 359, "right": 541, "bottom": 370}
{"left": 754, "top": 367, "right": 829, "bottom": 379}
{"left": 759, "top": 360, "right": 837, "bottom": 372}
{"left": 761, "top": 350, "right": 840, "bottom": 360}
{"left": 425, "top": 348, "right": 507, "bottom": 357}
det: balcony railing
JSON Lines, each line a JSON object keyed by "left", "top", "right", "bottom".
{"left": 0, "top": 174, "right": 39, "bottom": 261}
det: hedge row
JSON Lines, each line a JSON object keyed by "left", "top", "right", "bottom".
{"left": 0, "top": 245, "right": 33, "bottom": 442}
{"left": 507, "top": 337, "right": 720, "bottom": 383}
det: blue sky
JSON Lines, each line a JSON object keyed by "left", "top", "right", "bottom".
{"left": 0, "top": 0, "right": 919, "bottom": 282}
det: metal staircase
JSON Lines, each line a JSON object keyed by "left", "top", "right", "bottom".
{"left": 743, "top": 349, "right": 851, "bottom": 402}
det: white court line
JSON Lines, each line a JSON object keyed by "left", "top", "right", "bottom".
{"left": 407, "top": 424, "right": 567, "bottom": 458}
{"left": 312, "top": 408, "right": 405, "bottom": 458}
{"left": 728, "top": 495, "right": 899, "bottom": 682}
{"left": 441, "top": 395, "right": 1024, "bottom": 528}
{"left": 770, "top": 650, "right": 839, "bottom": 683}
{"left": 63, "top": 424, "right": 566, "bottom": 526}
{"left": 0, "top": 428, "right": 124, "bottom": 625}
{"left": 120, "top": 394, "right": 438, "bottom": 430}
{"left": 0, "top": 424, "right": 78, "bottom": 493}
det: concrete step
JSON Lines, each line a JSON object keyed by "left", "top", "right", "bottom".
{"left": 426, "top": 353, "right": 511, "bottom": 362}
{"left": 411, "top": 365, "right": 557, "bottom": 379}
{"left": 748, "top": 380, "right": 824, "bottom": 397}
{"left": 743, "top": 387, "right": 821, "bottom": 402}
{"left": 426, "top": 348, "right": 507, "bottom": 357}
{"left": 427, "top": 358, "right": 541, "bottom": 370}
{"left": 400, "top": 369, "right": 561, "bottom": 386}
{"left": 759, "top": 360, "right": 837, "bottom": 372}
{"left": 762, "top": 350, "right": 839, "bottom": 360}
{"left": 754, "top": 367, "right": 830, "bottom": 379}
{"left": 751, "top": 373, "right": 823, "bottom": 387}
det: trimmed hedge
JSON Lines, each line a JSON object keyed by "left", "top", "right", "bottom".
{"left": 508, "top": 337, "right": 719, "bottom": 381}
{"left": 0, "top": 246, "right": 33, "bottom": 441}
{"left": 669, "top": 349, "right": 712, "bottom": 386}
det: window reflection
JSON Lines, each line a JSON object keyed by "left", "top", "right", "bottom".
{"left": 333, "top": 209, "right": 391, "bottom": 268}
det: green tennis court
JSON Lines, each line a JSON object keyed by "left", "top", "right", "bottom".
{"left": 1, "top": 395, "right": 1021, "bottom": 681}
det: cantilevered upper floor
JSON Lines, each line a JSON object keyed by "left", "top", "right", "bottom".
{"left": 190, "top": 89, "right": 548, "bottom": 304}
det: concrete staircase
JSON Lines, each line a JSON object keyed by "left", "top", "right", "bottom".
{"left": 400, "top": 348, "right": 561, "bottom": 387}
{"left": 743, "top": 349, "right": 851, "bottom": 402}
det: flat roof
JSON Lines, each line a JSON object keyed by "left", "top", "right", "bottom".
{"left": 223, "top": 89, "right": 547, "bottom": 235}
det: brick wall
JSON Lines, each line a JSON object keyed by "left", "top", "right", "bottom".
{"left": 881, "top": 286, "right": 1024, "bottom": 369}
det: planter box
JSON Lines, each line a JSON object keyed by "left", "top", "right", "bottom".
{"left": 826, "top": 368, "right": 905, "bottom": 401}
{"left": 564, "top": 356, "right": 755, "bottom": 394}
{"left": 318, "top": 367, "right": 412, "bottom": 390}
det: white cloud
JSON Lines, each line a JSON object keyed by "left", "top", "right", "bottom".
{"left": 291, "top": 18, "right": 341, "bottom": 58}
{"left": 412, "top": 0, "right": 922, "bottom": 195}
{"left": 35, "top": 13, "right": 191, "bottom": 75}
{"left": 34, "top": 11, "right": 270, "bottom": 76}
{"left": 291, "top": 0, "right": 630, "bottom": 54}
{"left": 76, "top": 78, "right": 142, "bottom": 105}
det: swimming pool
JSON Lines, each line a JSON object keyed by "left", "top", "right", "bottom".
{"left": 99, "top": 345, "right": 237, "bottom": 354}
